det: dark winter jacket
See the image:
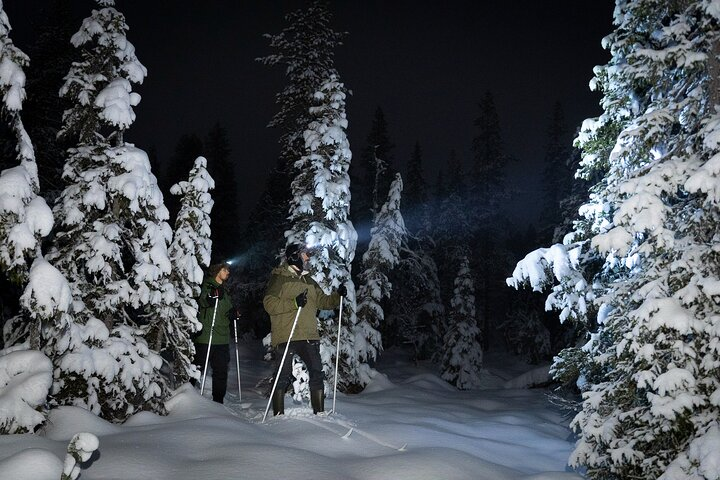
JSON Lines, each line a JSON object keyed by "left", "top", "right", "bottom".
{"left": 263, "top": 264, "right": 340, "bottom": 346}
{"left": 196, "top": 277, "right": 233, "bottom": 345}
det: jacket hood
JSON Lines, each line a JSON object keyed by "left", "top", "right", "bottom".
{"left": 272, "top": 263, "right": 303, "bottom": 278}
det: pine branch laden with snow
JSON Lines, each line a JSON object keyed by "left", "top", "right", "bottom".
{"left": 59, "top": 1, "right": 146, "bottom": 145}
{"left": 286, "top": 74, "right": 363, "bottom": 390}
{"left": 161, "top": 156, "right": 215, "bottom": 385}
{"left": 509, "top": 2, "right": 720, "bottom": 478}
{"left": 355, "top": 173, "right": 406, "bottom": 363}
{"left": 441, "top": 256, "right": 482, "bottom": 390}
{"left": 0, "top": 2, "right": 53, "bottom": 284}
{"left": 507, "top": 242, "right": 596, "bottom": 326}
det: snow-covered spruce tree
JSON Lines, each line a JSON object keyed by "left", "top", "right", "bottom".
{"left": 355, "top": 173, "right": 406, "bottom": 364}
{"left": 163, "top": 133, "right": 203, "bottom": 222}
{"left": 351, "top": 106, "right": 395, "bottom": 255}
{"left": 434, "top": 150, "right": 470, "bottom": 306}
{"left": 384, "top": 144, "right": 444, "bottom": 357}
{"left": 151, "top": 156, "right": 214, "bottom": 386}
{"left": 22, "top": 1, "right": 77, "bottom": 201}
{"left": 252, "top": 0, "right": 345, "bottom": 280}
{"left": 48, "top": 1, "right": 169, "bottom": 421}
{"left": 402, "top": 141, "right": 429, "bottom": 233}
{"left": 509, "top": 2, "right": 720, "bottom": 478}
{"left": 386, "top": 233, "right": 444, "bottom": 359}
{"left": 470, "top": 92, "right": 513, "bottom": 349}
{"left": 0, "top": 2, "right": 53, "bottom": 286}
{"left": 0, "top": 4, "right": 80, "bottom": 435}
{"left": 259, "top": 0, "right": 344, "bottom": 174}
{"left": 204, "top": 123, "right": 239, "bottom": 261}
{"left": 441, "top": 256, "right": 482, "bottom": 390}
{"left": 285, "top": 75, "right": 362, "bottom": 391}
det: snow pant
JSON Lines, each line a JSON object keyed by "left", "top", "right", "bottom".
{"left": 194, "top": 342, "right": 230, "bottom": 403}
{"left": 273, "top": 340, "right": 325, "bottom": 392}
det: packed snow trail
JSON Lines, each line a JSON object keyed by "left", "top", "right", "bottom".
{"left": 0, "top": 343, "right": 582, "bottom": 480}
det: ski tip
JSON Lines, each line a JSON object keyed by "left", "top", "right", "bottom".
{"left": 342, "top": 428, "right": 353, "bottom": 439}
{"left": 398, "top": 444, "right": 408, "bottom": 452}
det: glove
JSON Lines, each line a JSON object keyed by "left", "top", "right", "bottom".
{"left": 337, "top": 284, "right": 347, "bottom": 297}
{"left": 295, "top": 290, "right": 308, "bottom": 308}
{"left": 207, "top": 287, "right": 224, "bottom": 300}
{"left": 234, "top": 308, "right": 243, "bottom": 320}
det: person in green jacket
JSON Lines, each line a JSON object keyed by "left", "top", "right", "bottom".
{"left": 263, "top": 243, "right": 346, "bottom": 415}
{"left": 195, "top": 262, "right": 234, "bottom": 404}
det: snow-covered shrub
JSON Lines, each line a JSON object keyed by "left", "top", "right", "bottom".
{"left": 62, "top": 432, "right": 99, "bottom": 480}
{"left": 500, "top": 305, "right": 551, "bottom": 365}
{"left": 0, "top": 346, "right": 52, "bottom": 434}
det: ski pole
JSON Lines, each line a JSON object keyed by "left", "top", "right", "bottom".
{"left": 332, "top": 295, "right": 344, "bottom": 414}
{"left": 233, "top": 314, "right": 242, "bottom": 400}
{"left": 200, "top": 294, "right": 220, "bottom": 396}
{"left": 262, "top": 304, "right": 304, "bottom": 423}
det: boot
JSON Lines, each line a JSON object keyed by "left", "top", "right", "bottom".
{"left": 311, "top": 389, "right": 325, "bottom": 415}
{"left": 272, "top": 388, "right": 285, "bottom": 416}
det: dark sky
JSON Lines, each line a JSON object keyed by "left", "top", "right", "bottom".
{"left": 8, "top": 0, "right": 615, "bottom": 228}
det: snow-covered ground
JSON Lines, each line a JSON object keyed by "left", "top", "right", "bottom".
{"left": 0, "top": 341, "right": 581, "bottom": 480}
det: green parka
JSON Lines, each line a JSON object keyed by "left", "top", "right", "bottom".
{"left": 263, "top": 264, "right": 340, "bottom": 347}
{"left": 196, "top": 277, "right": 233, "bottom": 345}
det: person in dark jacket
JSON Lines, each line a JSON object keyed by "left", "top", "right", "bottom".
{"left": 263, "top": 244, "right": 346, "bottom": 415}
{"left": 194, "top": 262, "right": 234, "bottom": 403}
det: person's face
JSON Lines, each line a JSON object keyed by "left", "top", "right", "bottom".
{"left": 216, "top": 267, "right": 230, "bottom": 283}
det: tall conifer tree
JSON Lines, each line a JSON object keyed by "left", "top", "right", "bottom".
{"left": 355, "top": 174, "right": 405, "bottom": 364}
{"left": 509, "top": 2, "right": 720, "bottom": 477}
{"left": 252, "top": 0, "right": 345, "bottom": 275}
{"left": 470, "top": 91, "right": 510, "bottom": 347}
{"left": 286, "top": 75, "right": 361, "bottom": 390}
{"left": 49, "top": 0, "right": 170, "bottom": 421}
{"left": 205, "top": 123, "right": 238, "bottom": 261}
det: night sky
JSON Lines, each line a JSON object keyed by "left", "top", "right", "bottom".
{"left": 8, "top": 0, "right": 615, "bottom": 228}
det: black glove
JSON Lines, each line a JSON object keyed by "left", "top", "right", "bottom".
{"left": 337, "top": 284, "right": 347, "bottom": 297}
{"left": 295, "top": 290, "right": 308, "bottom": 308}
{"left": 207, "top": 287, "right": 224, "bottom": 300}
{"left": 234, "top": 308, "right": 242, "bottom": 320}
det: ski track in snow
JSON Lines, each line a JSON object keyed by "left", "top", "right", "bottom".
{"left": 0, "top": 345, "right": 581, "bottom": 480}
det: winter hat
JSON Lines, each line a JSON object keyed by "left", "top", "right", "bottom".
{"left": 285, "top": 244, "right": 304, "bottom": 270}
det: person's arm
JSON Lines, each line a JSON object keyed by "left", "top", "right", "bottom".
{"left": 197, "top": 280, "right": 213, "bottom": 309}
{"left": 316, "top": 288, "right": 340, "bottom": 311}
{"left": 263, "top": 275, "right": 296, "bottom": 315}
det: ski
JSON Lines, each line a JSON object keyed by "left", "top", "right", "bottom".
{"left": 291, "top": 415, "right": 353, "bottom": 438}
{"left": 229, "top": 403, "right": 406, "bottom": 452}
{"left": 318, "top": 414, "right": 407, "bottom": 452}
